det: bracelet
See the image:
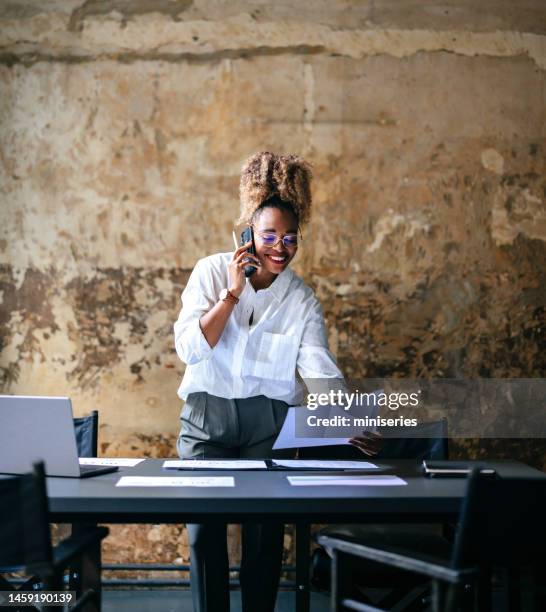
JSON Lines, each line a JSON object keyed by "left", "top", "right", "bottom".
{"left": 219, "top": 288, "right": 239, "bottom": 305}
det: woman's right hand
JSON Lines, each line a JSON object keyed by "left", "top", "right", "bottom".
{"left": 228, "top": 241, "right": 261, "bottom": 297}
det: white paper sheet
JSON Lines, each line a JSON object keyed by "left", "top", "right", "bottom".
{"left": 272, "top": 460, "right": 377, "bottom": 470}
{"left": 116, "top": 476, "right": 235, "bottom": 487}
{"left": 273, "top": 394, "right": 380, "bottom": 450}
{"left": 272, "top": 407, "right": 348, "bottom": 449}
{"left": 163, "top": 460, "right": 267, "bottom": 470}
{"left": 79, "top": 458, "right": 145, "bottom": 467}
{"left": 287, "top": 475, "right": 406, "bottom": 486}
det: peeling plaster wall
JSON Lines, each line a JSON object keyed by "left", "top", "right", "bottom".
{"left": 1, "top": 0, "right": 546, "bottom": 571}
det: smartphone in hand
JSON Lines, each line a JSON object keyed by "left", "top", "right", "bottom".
{"left": 240, "top": 227, "right": 257, "bottom": 277}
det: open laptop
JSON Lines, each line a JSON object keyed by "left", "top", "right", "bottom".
{"left": 0, "top": 395, "right": 118, "bottom": 478}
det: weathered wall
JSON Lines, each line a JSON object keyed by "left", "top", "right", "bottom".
{"left": 1, "top": 0, "right": 545, "bottom": 572}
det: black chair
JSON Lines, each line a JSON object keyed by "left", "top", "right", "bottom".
{"left": 0, "top": 462, "right": 109, "bottom": 612}
{"left": 319, "top": 469, "right": 546, "bottom": 612}
{"left": 299, "top": 419, "right": 448, "bottom": 462}
{"left": 303, "top": 419, "right": 449, "bottom": 598}
{"left": 73, "top": 410, "right": 99, "bottom": 458}
{"left": 70, "top": 410, "right": 100, "bottom": 594}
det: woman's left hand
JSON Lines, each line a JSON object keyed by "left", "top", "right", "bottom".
{"left": 348, "top": 430, "right": 383, "bottom": 457}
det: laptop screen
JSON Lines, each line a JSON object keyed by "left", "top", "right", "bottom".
{"left": 0, "top": 395, "right": 80, "bottom": 477}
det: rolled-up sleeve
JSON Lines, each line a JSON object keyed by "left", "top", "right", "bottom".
{"left": 296, "top": 297, "right": 359, "bottom": 415}
{"left": 174, "top": 259, "right": 216, "bottom": 366}
{"left": 297, "top": 298, "right": 348, "bottom": 392}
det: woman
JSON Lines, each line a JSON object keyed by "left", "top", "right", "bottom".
{"left": 174, "top": 151, "right": 380, "bottom": 612}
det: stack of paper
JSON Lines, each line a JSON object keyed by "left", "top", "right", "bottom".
{"left": 163, "top": 460, "right": 266, "bottom": 470}
{"left": 287, "top": 475, "right": 407, "bottom": 486}
{"left": 79, "top": 458, "right": 145, "bottom": 467}
{"left": 272, "top": 460, "right": 377, "bottom": 470}
{"left": 116, "top": 476, "right": 235, "bottom": 487}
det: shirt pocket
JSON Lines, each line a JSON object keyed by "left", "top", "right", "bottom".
{"left": 251, "top": 332, "right": 299, "bottom": 382}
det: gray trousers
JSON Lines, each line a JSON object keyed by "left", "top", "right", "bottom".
{"left": 178, "top": 392, "right": 294, "bottom": 612}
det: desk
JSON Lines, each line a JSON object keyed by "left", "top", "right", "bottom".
{"left": 45, "top": 459, "right": 544, "bottom": 612}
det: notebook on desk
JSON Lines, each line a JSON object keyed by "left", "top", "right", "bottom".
{"left": 0, "top": 395, "right": 118, "bottom": 478}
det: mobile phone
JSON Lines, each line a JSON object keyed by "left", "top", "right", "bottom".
{"left": 240, "top": 227, "right": 257, "bottom": 277}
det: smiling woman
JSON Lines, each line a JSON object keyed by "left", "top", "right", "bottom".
{"left": 173, "top": 151, "right": 380, "bottom": 612}
{"left": 246, "top": 203, "right": 299, "bottom": 289}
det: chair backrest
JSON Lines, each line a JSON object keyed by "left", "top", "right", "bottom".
{"left": 73, "top": 410, "right": 98, "bottom": 458}
{"left": 0, "top": 462, "right": 53, "bottom": 575}
{"left": 451, "top": 469, "right": 546, "bottom": 569}
{"left": 299, "top": 418, "right": 448, "bottom": 461}
{"left": 378, "top": 418, "right": 448, "bottom": 461}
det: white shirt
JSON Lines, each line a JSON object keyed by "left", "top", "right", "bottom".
{"left": 174, "top": 252, "right": 344, "bottom": 404}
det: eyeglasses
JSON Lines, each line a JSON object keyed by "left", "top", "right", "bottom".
{"left": 255, "top": 231, "right": 298, "bottom": 248}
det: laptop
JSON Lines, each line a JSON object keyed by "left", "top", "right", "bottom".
{"left": 0, "top": 395, "right": 118, "bottom": 478}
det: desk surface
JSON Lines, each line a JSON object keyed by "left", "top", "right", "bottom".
{"left": 45, "top": 459, "right": 545, "bottom": 524}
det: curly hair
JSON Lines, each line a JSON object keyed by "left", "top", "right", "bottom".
{"left": 237, "top": 151, "right": 313, "bottom": 226}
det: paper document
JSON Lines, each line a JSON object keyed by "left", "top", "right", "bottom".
{"left": 287, "top": 475, "right": 407, "bottom": 486}
{"left": 273, "top": 392, "right": 381, "bottom": 450}
{"left": 79, "top": 458, "right": 145, "bottom": 467}
{"left": 163, "top": 460, "right": 267, "bottom": 470}
{"left": 116, "top": 476, "right": 235, "bottom": 487}
{"left": 273, "top": 407, "right": 348, "bottom": 449}
{"left": 272, "top": 460, "right": 377, "bottom": 470}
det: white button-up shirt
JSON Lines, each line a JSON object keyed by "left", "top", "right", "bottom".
{"left": 174, "top": 252, "right": 344, "bottom": 404}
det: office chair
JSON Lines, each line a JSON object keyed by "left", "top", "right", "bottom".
{"left": 0, "top": 411, "right": 100, "bottom": 596}
{"left": 319, "top": 469, "right": 546, "bottom": 611}
{"left": 303, "top": 419, "right": 449, "bottom": 600}
{"left": 73, "top": 410, "right": 99, "bottom": 458}
{"left": 298, "top": 419, "right": 448, "bottom": 462}
{"left": 70, "top": 410, "right": 100, "bottom": 594}
{"left": 0, "top": 462, "right": 109, "bottom": 611}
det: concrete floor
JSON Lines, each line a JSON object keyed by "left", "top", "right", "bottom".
{"left": 102, "top": 589, "right": 331, "bottom": 612}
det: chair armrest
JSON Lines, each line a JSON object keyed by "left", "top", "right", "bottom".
{"left": 52, "top": 527, "right": 109, "bottom": 571}
{"left": 317, "top": 534, "right": 476, "bottom": 585}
